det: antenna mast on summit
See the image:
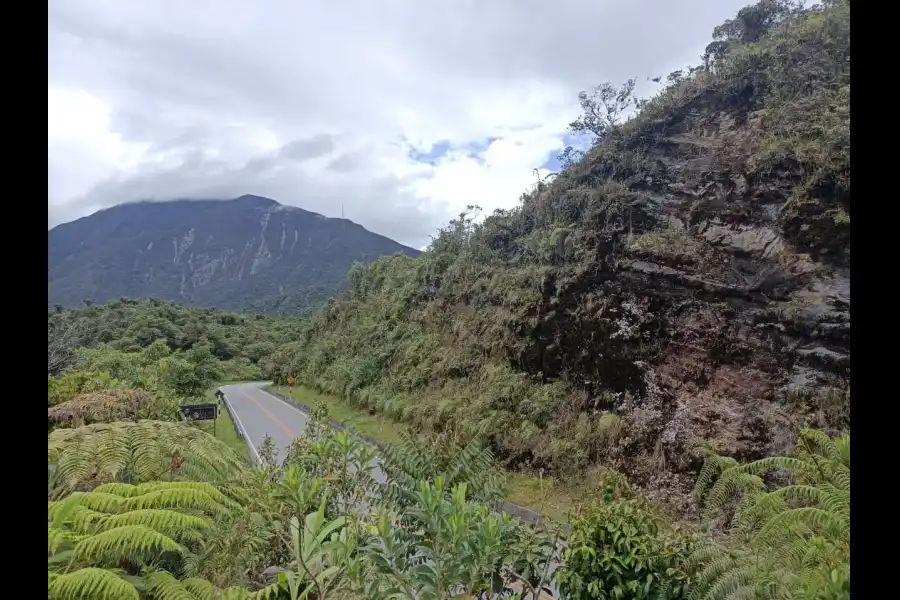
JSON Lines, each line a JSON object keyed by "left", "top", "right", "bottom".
{"left": 342, "top": 204, "right": 344, "bottom": 218}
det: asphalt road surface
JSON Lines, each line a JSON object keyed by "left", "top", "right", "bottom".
{"left": 220, "top": 382, "right": 561, "bottom": 596}
{"left": 219, "top": 382, "right": 386, "bottom": 482}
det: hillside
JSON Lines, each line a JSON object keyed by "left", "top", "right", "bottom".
{"left": 47, "top": 298, "right": 303, "bottom": 382}
{"left": 271, "top": 0, "right": 850, "bottom": 515}
{"left": 48, "top": 194, "right": 420, "bottom": 315}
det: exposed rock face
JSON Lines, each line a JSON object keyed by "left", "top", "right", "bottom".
{"left": 526, "top": 106, "right": 849, "bottom": 513}
{"left": 48, "top": 195, "right": 420, "bottom": 315}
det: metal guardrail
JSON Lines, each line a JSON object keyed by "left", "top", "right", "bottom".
{"left": 218, "top": 385, "right": 563, "bottom": 598}
{"left": 263, "top": 386, "right": 559, "bottom": 528}
{"left": 217, "top": 388, "right": 262, "bottom": 465}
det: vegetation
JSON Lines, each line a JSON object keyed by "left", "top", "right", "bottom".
{"left": 269, "top": 0, "right": 851, "bottom": 492}
{"left": 46, "top": 2, "right": 850, "bottom": 598}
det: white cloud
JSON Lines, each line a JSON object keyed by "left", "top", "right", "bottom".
{"left": 48, "top": 0, "right": 753, "bottom": 248}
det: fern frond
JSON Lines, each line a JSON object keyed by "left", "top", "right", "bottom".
{"left": 123, "top": 487, "right": 232, "bottom": 517}
{"left": 66, "top": 491, "right": 127, "bottom": 513}
{"left": 49, "top": 526, "right": 84, "bottom": 554}
{"left": 687, "top": 429, "right": 851, "bottom": 600}
{"left": 99, "top": 509, "right": 212, "bottom": 543}
{"left": 249, "top": 583, "right": 284, "bottom": 599}
{"left": 137, "top": 481, "right": 244, "bottom": 511}
{"left": 144, "top": 570, "right": 197, "bottom": 600}
{"left": 48, "top": 567, "right": 139, "bottom": 600}
{"left": 180, "top": 577, "right": 218, "bottom": 600}
{"left": 721, "top": 584, "right": 760, "bottom": 600}
{"left": 753, "top": 507, "right": 848, "bottom": 549}
{"left": 72, "top": 524, "right": 184, "bottom": 565}
{"left": 48, "top": 389, "right": 154, "bottom": 427}
{"left": 796, "top": 428, "right": 843, "bottom": 464}
{"left": 704, "top": 471, "right": 765, "bottom": 517}
{"left": 733, "top": 456, "right": 807, "bottom": 480}
{"left": 49, "top": 420, "right": 248, "bottom": 494}
{"left": 92, "top": 482, "right": 151, "bottom": 497}
{"left": 689, "top": 554, "right": 742, "bottom": 600}
{"left": 693, "top": 455, "right": 739, "bottom": 502}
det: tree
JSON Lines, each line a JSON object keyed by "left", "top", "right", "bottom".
{"left": 48, "top": 317, "right": 84, "bottom": 376}
{"left": 558, "top": 78, "right": 637, "bottom": 168}
{"left": 703, "top": 0, "right": 804, "bottom": 65}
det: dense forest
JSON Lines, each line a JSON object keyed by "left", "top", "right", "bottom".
{"left": 47, "top": 2, "right": 850, "bottom": 599}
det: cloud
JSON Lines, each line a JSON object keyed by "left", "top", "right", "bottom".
{"left": 49, "top": 0, "right": 753, "bottom": 249}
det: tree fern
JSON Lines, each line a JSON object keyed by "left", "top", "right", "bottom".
{"left": 48, "top": 420, "right": 249, "bottom": 495}
{"left": 48, "top": 567, "right": 140, "bottom": 600}
{"left": 48, "top": 483, "right": 250, "bottom": 599}
{"left": 686, "top": 429, "right": 850, "bottom": 600}
{"left": 73, "top": 524, "right": 185, "bottom": 564}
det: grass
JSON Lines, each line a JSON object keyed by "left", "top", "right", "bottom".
{"left": 270, "top": 384, "right": 593, "bottom": 521}
{"left": 271, "top": 385, "right": 404, "bottom": 444}
{"left": 190, "top": 385, "right": 250, "bottom": 461}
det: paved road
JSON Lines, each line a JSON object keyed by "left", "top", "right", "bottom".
{"left": 219, "top": 382, "right": 386, "bottom": 482}
{"left": 221, "top": 382, "right": 561, "bottom": 596}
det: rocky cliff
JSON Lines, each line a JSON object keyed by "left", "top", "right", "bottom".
{"left": 264, "top": 1, "right": 849, "bottom": 516}
{"left": 48, "top": 195, "right": 420, "bottom": 315}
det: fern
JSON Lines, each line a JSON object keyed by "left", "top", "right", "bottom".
{"left": 47, "top": 483, "right": 263, "bottom": 600}
{"left": 687, "top": 429, "right": 850, "bottom": 600}
{"left": 72, "top": 524, "right": 184, "bottom": 564}
{"left": 48, "top": 420, "right": 249, "bottom": 494}
{"left": 48, "top": 567, "right": 140, "bottom": 600}
{"left": 48, "top": 388, "right": 154, "bottom": 429}
{"left": 379, "top": 428, "right": 505, "bottom": 511}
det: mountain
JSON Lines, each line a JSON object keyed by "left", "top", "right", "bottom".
{"left": 269, "top": 0, "right": 850, "bottom": 513}
{"left": 48, "top": 195, "right": 421, "bottom": 315}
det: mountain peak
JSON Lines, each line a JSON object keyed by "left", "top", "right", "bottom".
{"left": 233, "top": 194, "right": 279, "bottom": 207}
{"left": 48, "top": 195, "right": 420, "bottom": 315}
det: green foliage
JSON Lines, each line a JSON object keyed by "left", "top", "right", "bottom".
{"left": 379, "top": 428, "right": 506, "bottom": 510}
{"left": 363, "top": 479, "right": 521, "bottom": 600}
{"left": 557, "top": 497, "right": 695, "bottom": 600}
{"left": 44, "top": 4, "right": 851, "bottom": 598}
{"left": 49, "top": 298, "right": 303, "bottom": 366}
{"left": 48, "top": 420, "right": 249, "bottom": 495}
{"left": 48, "top": 370, "right": 124, "bottom": 407}
{"left": 49, "top": 568, "right": 140, "bottom": 600}
{"left": 47, "top": 483, "right": 266, "bottom": 600}
{"left": 48, "top": 389, "right": 161, "bottom": 429}
{"left": 263, "top": 0, "right": 850, "bottom": 489}
{"left": 687, "top": 429, "right": 850, "bottom": 600}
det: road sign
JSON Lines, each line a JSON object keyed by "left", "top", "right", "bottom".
{"left": 287, "top": 375, "right": 294, "bottom": 390}
{"left": 179, "top": 403, "right": 218, "bottom": 421}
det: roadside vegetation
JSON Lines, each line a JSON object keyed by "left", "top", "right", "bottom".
{"left": 47, "top": 2, "right": 849, "bottom": 598}
{"left": 269, "top": 0, "right": 850, "bottom": 505}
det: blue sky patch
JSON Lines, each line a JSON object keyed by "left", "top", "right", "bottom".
{"left": 541, "top": 131, "right": 595, "bottom": 172}
{"left": 408, "top": 139, "right": 452, "bottom": 164}
{"left": 408, "top": 137, "right": 500, "bottom": 166}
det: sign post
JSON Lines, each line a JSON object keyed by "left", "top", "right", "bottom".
{"left": 179, "top": 403, "right": 219, "bottom": 437}
{"left": 287, "top": 375, "right": 294, "bottom": 392}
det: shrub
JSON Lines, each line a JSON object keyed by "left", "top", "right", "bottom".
{"left": 556, "top": 497, "right": 695, "bottom": 600}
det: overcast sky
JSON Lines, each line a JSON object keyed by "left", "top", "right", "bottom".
{"left": 49, "top": 0, "right": 752, "bottom": 249}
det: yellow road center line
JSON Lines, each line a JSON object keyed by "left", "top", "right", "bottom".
{"left": 240, "top": 390, "right": 296, "bottom": 438}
